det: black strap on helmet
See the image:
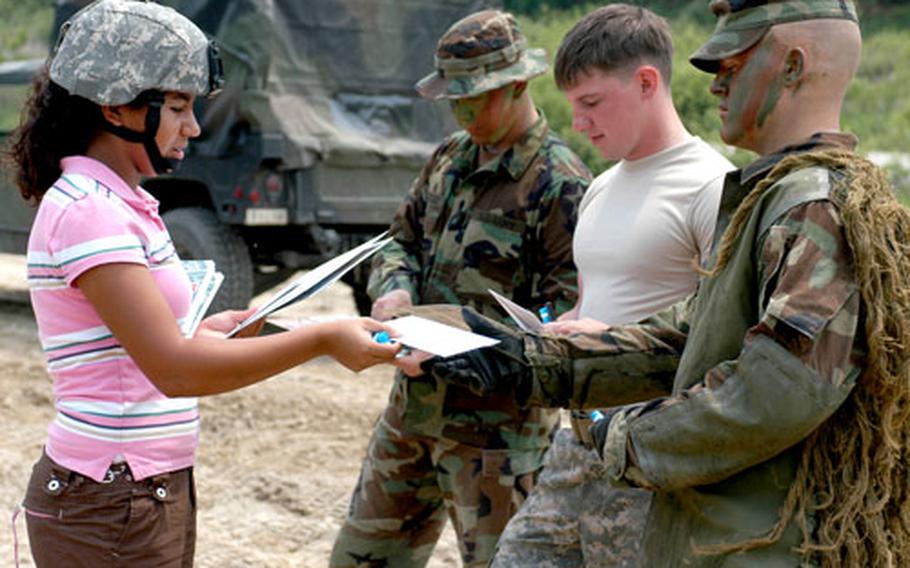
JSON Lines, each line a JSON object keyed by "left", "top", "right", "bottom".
{"left": 207, "top": 41, "right": 225, "bottom": 96}
{"left": 101, "top": 91, "right": 177, "bottom": 175}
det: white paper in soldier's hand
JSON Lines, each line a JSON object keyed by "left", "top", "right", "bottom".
{"left": 385, "top": 315, "right": 499, "bottom": 357}
{"left": 488, "top": 288, "right": 544, "bottom": 332}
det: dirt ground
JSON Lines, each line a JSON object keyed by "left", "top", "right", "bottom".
{"left": 0, "top": 253, "right": 459, "bottom": 567}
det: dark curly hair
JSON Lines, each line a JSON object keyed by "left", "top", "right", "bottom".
{"left": 8, "top": 65, "right": 104, "bottom": 204}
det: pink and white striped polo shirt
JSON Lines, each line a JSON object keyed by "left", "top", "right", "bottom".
{"left": 27, "top": 156, "right": 199, "bottom": 482}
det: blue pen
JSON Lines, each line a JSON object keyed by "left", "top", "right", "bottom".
{"left": 374, "top": 331, "right": 413, "bottom": 358}
{"left": 538, "top": 303, "right": 554, "bottom": 324}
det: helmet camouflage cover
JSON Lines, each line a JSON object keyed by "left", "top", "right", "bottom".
{"left": 49, "top": 0, "right": 222, "bottom": 105}
{"left": 416, "top": 9, "right": 548, "bottom": 100}
{"left": 689, "top": 0, "right": 858, "bottom": 73}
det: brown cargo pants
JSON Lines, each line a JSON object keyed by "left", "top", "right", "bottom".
{"left": 21, "top": 451, "right": 196, "bottom": 567}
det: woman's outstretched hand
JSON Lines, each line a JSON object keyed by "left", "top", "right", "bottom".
{"left": 323, "top": 317, "right": 402, "bottom": 372}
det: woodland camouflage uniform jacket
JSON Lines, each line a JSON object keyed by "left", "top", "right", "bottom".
{"left": 369, "top": 114, "right": 590, "bottom": 451}
{"left": 524, "top": 132, "right": 863, "bottom": 565}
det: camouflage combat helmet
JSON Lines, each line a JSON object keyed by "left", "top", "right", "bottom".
{"left": 690, "top": 0, "right": 858, "bottom": 73}
{"left": 416, "top": 9, "right": 548, "bottom": 100}
{"left": 49, "top": 0, "right": 223, "bottom": 106}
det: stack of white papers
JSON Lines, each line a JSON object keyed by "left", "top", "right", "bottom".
{"left": 227, "top": 232, "right": 392, "bottom": 337}
{"left": 181, "top": 259, "right": 224, "bottom": 337}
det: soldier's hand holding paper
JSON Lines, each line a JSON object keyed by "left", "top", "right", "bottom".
{"left": 407, "top": 308, "right": 534, "bottom": 404}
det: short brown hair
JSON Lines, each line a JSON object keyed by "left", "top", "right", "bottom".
{"left": 554, "top": 4, "right": 674, "bottom": 89}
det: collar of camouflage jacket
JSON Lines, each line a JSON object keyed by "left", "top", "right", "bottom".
{"left": 739, "top": 131, "right": 858, "bottom": 185}
{"left": 470, "top": 110, "right": 549, "bottom": 180}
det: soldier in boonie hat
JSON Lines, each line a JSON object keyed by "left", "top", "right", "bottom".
{"left": 689, "top": 0, "right": 858, "bottom": 72}
{"left": 331, "top": 7, "right": 592, "bottom": 568}
{"left": 416, "top": 9, "right": 549, "bottom": 99}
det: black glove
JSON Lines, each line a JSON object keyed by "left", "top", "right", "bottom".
{"left": 420, "top": 307, "right": 532, "bottom": 402}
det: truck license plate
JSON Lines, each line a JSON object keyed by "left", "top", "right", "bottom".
{"left": 244, "top": 208, "right": 289, "bottom": 226}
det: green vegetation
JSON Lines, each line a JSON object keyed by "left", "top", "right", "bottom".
{"left": 507, "top": 0, "right": 910, "bottom": 31}
{"left": 518, "top": 2, "right": 910, "bottom": 174}
{"left": 0, "top": 85, "right": 29, "bottom": 133}
{"left": 0, "top": 0, "right": 52, "bottom": 132}
{"left": 523, "top": 8, "right": 750, "bottom": 173}
{"left": 845, "top": 30, "right": 910, "bottom": 151}
{"left": 0, "top": 0, "right": 907, "bottom": 182}
{"left": 0, "top": 0, "right": 53, "bottom": 63}
{"left": 514, "top": 1, "right": 910, "bottom": 200}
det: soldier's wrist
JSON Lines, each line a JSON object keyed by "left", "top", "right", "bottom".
{"left": 374, "top": 279, "right": 418, "bottom": 305}
{"left": 524, "top": 334, "right": 572, "bottom": 408}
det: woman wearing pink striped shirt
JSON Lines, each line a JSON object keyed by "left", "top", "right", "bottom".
{"left": 8, "top": 1, "right": 400, "bottom": 566}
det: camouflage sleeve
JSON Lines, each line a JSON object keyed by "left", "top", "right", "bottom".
{"left": 524, "top": 161, "right": 589, "bottom": 314}
{"left": 524, "top": 295, "right": 692, "bottom": 409}
{"left": 601, "top": 201, "right": 860, "bottom": 491}
{"left": 366, "top": 149, "right": 440, "bottom": 302}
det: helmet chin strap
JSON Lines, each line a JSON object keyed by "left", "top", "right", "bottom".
{"left": 101, "top": 92, "right": 178, "bottom": 175}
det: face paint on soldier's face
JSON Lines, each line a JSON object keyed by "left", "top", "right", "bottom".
{"left": 449, "top": 85, "right": 516, "bottom": 147}
{"left": 450, "top": 92, "right": 487, "bottom": 127}
{"left": 711, "top": 37, "right": 786, "bottom": 151}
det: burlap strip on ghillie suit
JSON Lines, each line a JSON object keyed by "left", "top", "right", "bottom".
{"left": 697, "top": 149, "right": 910, "bottom": 566}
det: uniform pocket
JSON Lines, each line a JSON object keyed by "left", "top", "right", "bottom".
{"left": 457, "top": 211, "right": 525, "bottom": 297}
{"left": 423, "top": 192, "right": 447, "bottom": 235}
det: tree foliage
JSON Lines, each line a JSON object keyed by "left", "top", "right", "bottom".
{"left": 0, "top": 0, "right": 52, "bottom": 63}
{"left": 522, "top": 5, "right": 754, "bottom": 173}
{"left": 518, "top": 1, "right": 910, "bottom": 175}
{"left": 1, "top": 0, "right": 908, "bottom": 179}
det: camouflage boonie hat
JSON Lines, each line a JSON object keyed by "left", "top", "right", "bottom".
{"left": 690, "top": 0, "right": 858, "bottom": 73}
{"left": 416, "top": 9, "right": 548, "bottom": 100}
{"left": 50, "top": 0, "right": 223, "bottom": 105}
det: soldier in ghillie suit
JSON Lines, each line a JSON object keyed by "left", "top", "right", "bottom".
{"left": 412, "top": 0, "right": 910, "bottom": 565}
{"left": 329, "top": 9, "right": 591, "bottom": 568}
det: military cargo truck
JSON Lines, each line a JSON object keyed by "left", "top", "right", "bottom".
{"left": 0, "top": 0, "right": 500, "bottom": 313}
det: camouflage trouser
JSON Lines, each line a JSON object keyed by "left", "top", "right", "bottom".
{"left": 490, "top": 428, "right": 650, "bottom": 567}
{"left": 330, "top": 414, "right": 545, "bottom": 568}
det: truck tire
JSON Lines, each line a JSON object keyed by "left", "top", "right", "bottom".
{"left": 163, "top": 207, "right": 254, "bottom": 314}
